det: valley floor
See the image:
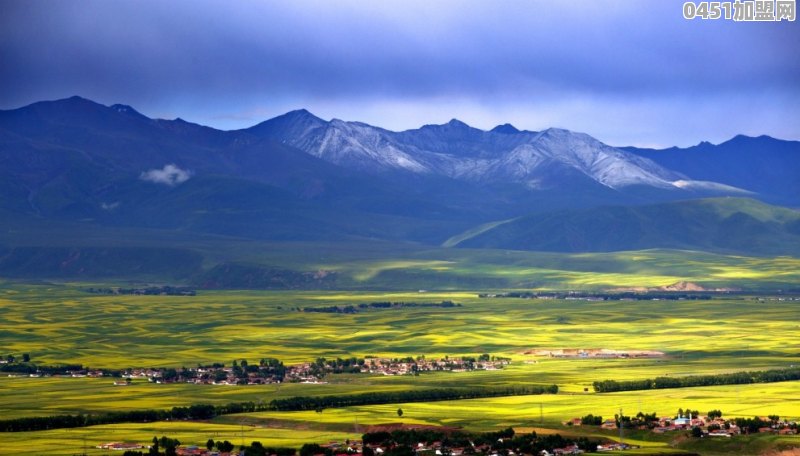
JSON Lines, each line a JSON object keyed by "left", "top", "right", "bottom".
{"left": 1, "top": 285, "right": 799, "bottom": 454}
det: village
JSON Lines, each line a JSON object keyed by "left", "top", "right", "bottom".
{"left": 2, "top": 354, "right": 510, "bottom": 386}
{"left": 566, "top": 411, "right": 798, "bottom": 438}
{"left": 130, "top": 354, "right": 510, "bottom": 386}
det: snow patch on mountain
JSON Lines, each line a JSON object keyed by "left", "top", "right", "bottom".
{"left": 248, "top": 110, "right": 733, "bottom": 192}
{"left": 314, "top": 120, "right": 430, "bottom": 173}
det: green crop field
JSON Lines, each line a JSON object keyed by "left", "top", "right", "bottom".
{"left": 1, "top": 248, "right": 799, "bottom": 455}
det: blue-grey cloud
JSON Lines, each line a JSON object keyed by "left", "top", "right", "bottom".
{"left": 1, "top": 0, "right": 798, "bottom": 146}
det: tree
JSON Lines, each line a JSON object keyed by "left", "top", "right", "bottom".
{"left": 300, "top": 443, "right": 324, "bottom": 456}
{"left": 149, "top": 437, "right": 159, "bottom": 456}
{"left": 217, "top": 440, "right": 234, "bottom": 453}
{"left": 691, "top": 426, "right": 703, "bottom": 438}
{"left": 22, "top": 353, "right": 30, "bottom": 362}
{"left": 162, "top": 368, "right": 178, "bottom": 382}
{"left": 581, "top": 414, "right": 602, "bottom": 425}
{"left": 397, "top": 408, "right": 403, "bottom": 417}
{"left": 207, "top": 439, "right": 215, "bottom": 451}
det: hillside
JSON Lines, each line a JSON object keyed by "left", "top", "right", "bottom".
{"left": 450, "top": 198, "right": 800, "bottom": 255}
{"left": 624, "top": 135, "right": 800, "bottom": 206}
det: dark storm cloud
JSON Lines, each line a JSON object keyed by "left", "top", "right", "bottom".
{"left": 1, "top": 0, "right": 798, "bottom": 146}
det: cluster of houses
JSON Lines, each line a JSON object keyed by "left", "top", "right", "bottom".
{"left": 360, "top": 355, "right": 509, "bottom": 376}
{"left": 112, "top": 355, "right": 510, "bottom": 386}
{"left": 524, "top": 349, "right": 664, "bottom": 359}
{"left": 96, "top": 442, "right": 145, "bottom": 451}
{"left": 4, "top": 353, "right": 509, "bottom": 385}
{"left": 97, "top": 443, "right": 223, "bottom": 455}
{"left": 4, "top": 369, "right": 106, "bottom": 378}
{"left": 567, "top": 414, "right": 798, "bottom": 437}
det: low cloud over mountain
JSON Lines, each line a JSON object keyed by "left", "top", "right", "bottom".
{"left": 140, "top": 164, "right": 193, "bottom": 186}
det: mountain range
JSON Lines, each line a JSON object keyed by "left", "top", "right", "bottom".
{"left": 247, "top": 108, "right": 744, "bottom": 193}
{"left": 0, "top": 96, "right": 798, "bottom": 262}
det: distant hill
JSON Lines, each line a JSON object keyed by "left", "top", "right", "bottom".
{"left": 450, "top": 198, "right": 800, "bottom": 256}
{"left": 624, "top": 135, "right": 800, "bottom": 206}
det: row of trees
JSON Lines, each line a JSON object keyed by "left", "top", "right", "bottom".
{"left": 359, "top": 428, "right": 598, "bottom": 454}
{"left": 592, "top": 367, "right": 800, "bottom": 392}
{"left": 0, "top": 385, "right": 557, "bottom": 432}
{"left": 125, "top": 430, "right": 600, "bottom": 456}
{"left": 301, "top": 301, "right": 461, "bottom": 313}
{"left": 121, "top": 437, "right": 293, "bottom": 456}
{"left": 84, "top": 286, "right": 195, "bottom": 296}
{"left": 269, "top": 384, "right": 558, "bottom": 411}
{"left": 0, "top": 402, "right": 248, "bottom": 432}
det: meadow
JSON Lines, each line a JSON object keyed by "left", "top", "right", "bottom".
{"left": 1, "top": 269, "right": 799, "bottom": 454}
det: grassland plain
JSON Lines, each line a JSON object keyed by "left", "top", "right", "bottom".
{"left": 1, "top": 282, "right": 799, "bottom": 454}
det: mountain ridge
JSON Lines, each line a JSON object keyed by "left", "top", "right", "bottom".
{"left": 1, "top": 96, "right": 797, "bottom": 254}
{"left": 245, "top": 109, "right": 699, "bottom": 191}
{"left": 624, "top": 135, "right": 800, "bottom": 205}
{"left": 1, "top": 96, "right": 789, "bottom": 198}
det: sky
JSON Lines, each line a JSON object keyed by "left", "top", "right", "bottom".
{"left": 1, "top": 0, "right": 798, "bottom": 147}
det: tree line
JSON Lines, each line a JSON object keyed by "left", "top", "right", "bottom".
{"left": 301, "top": 300, "right": 461, "bottom": 314}
{"left": 84, "top": 286, "right": 195, "bottom": 296}
{"left": 0, "top": 384, "right": 557, "bottom": 432}
{"left": 269, "top": 384, "right": 557, "bottom": 411}
{"left": 120, "top": 437, "right": 294, "bottom": 456}
{"left": 593, "top": 367, "right": 800, "bottom": 392}
{"left": 121, "top": 428, "right": 600, "bottom": 456}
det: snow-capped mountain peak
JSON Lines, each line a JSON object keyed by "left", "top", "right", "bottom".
{"left": 245, "top": 110, "right": 733, "bottom": 193}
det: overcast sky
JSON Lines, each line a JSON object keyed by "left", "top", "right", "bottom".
{"left": 1, "top": 0, "right": 798, "bottom": 147}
